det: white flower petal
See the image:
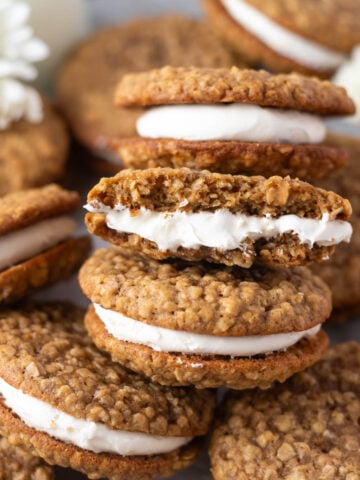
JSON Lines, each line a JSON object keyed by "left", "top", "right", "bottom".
{"left": 0, "top": 59, "right": 36, "bottom": 80}
{"left": 21, "top": 38, "right": 49, "bottom": 62}
{"left": 0, "top": 2, "right": 29, "bottom": 32}
{"left": 0, "top": 78, "right": 42, "bottom": 128}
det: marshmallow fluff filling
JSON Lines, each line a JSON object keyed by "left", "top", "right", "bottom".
{"left": 85, "top": 203, "right": 352, "bottom": 251}
{"left": 94, "top": 304, "right": 321, "bottom": 357}
{"left": 0, "top": 377, "right": 191, "bottom": 455}
{"left": 220, "top": 0, "right": 346, "bottom": 70}
{"left": 136, "top": 103, "right": 326, "bottom": 143}
{"left": 0, "top": 216, "right": 77, "bottom": 271}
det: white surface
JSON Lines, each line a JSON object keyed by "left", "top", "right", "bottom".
{"left": 221, "top": 0, "right": 346, "bottom": 70}
{"left": 137, "top": 104, "right": 326, "bottom": 143}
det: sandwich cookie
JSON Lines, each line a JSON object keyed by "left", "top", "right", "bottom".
{"left": 0, "top": 303, "right": 214, "bottom": 480}
{"left": 202, "top": 0, "right": 360, "bottom": 77}
{"left": 84, "top": 168, "right": 352, "bottom": 269}
{"left": 79, "top": 247, "right": 330, "bottom": 389}
{"left": 113, "top": 67, "right": 354, "bottom": 179}
{"left": 312, "top": 134, "right": 360, "bottom": 321}
{"left": 210, "top": 342, "right": 360, "bottom": 480}
{"left": 0, "top": 184, "right": 91, "bottom": 304}
{"left": 57, "top": 16, "right": 239, "bottom": 173}
{"left": 0, "top": 436, "right": 54, "bottom": 480}
{"left": 0, "top": 99, "right": 69, "bottom": 196}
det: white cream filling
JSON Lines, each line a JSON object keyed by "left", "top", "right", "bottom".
{"left": 221, "top": 0, "right": 346, "bottom": 70}
{"left": 94, "top": 304, "right": 321, "bottom": 357}
{"left": 0, "top": 377, "right": 191, "bottom": 456}
{"left": 136, "top": 104, "right": 326, "bottom": 143}
{"left": 85, "top": 203, "right": 352, "bottom": 251}
{"left": 0, "top": 216, "right": 77, "bottom": 270}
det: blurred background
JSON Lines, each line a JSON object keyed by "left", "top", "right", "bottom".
{"left": 88, "top": 0, "right": 202, "bottom": 26}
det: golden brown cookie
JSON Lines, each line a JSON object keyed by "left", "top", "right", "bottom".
{"left": 85, "top": 168, "right": 352, "bottom": 268}
{"left": 80, "top": 248, "right": 331, "bottom": 337}
{"left": 0, "top": 184, "right": 91, "bottom": 304}
{"left": 0, "top": 436, "right": 54, "bottom": 480}
{"left": 241, "top": 0, "right": 360, "bottom": 53}
{"left": 57, "top": 15, "right": 240, "bottom": 173}
{"left": 203, "top": 0, "right": 360, "bottom": 77}
{"left": 0, "top": 184, "right": 79, "bottom": 235}
{"left": 79, "top": 247, "right": 330, "bottom": 389}
{"left": 0, "top": 99, "right": 69, "bottom": 196}
{"left": 0, "top": 303, "right": 214, "bottom": 480}
{"left": 210, "top": 342, "right": 360, "bottom": 480}
{"left": 112, "top": 137, "right": 348, "bottom": 180}
{"left": 311, "top": 134, "right": 360, "bottom": 321}
{"left": 115, "top": 67, "right": 355, "bottom": 114}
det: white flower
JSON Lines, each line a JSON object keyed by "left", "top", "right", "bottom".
{"left": 0, "top": 0, "right": 49, "bottom": 129}
{"left": 0, "top": 77, "right": 42, "bottom": 128}
{"left": 0, "top": 0, "right": 48, "bottom": 80}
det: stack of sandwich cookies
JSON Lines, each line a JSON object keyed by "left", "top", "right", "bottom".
{"left": 81, "top": 65, "right": 355, "bottom": 392}
{"left": 80, "top": 247, "right": 330, "bottom": 389}
{"left": 0, "top": 184, "right": 91, "bottom": 304}
{"left": 0, "top": 303, "right": 214, "bottom": 480}
{"left": 210, "top": 342, "right": 360, "bottom": 479}
{"left": 57, "top": 16, "right": 240, "bottom": 173}
{"left": 203, "top": 0, "right": 360, "bottom": 77}
{"left": 0, "top": 436, "right": 54, "bottom": 480}
{"left": 113, "top": 67, "right": 354, "bottom": 179}
{"left": 84, "top": 168, "right": 352, "bottom": 269}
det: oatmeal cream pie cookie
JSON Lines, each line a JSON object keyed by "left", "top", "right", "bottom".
{"left": 203, "top": 0, "right": 360, "bottom": 77}
{"left": 57, "top": 16, "right": 239, "bottom": 173}
{"left": 0, "top": 303, "right": 214, "bottom": 480}
{"left": 113, "top": 67, "right": 354, "bottom": 179}
{"left": 79, "top": 247, "right": 330, "bottom": 389}
{"left": 210, "top": 342, "right": 360, "bottom": 479}
{"left": 84, "top": 168, "right": 352, "bottom": 269}
{"left": 0, "top": 436, "right": 54, "bottom": 480}
{"left": 0, "top": 98, "right": 69, "bottom": 196}
{"left": 0, "top": 184, "right": 91, "bottom": 305}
